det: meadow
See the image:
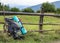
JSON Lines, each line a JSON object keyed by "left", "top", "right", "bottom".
{"left": 0, "top": 15, "right": 60, "bottom": 43}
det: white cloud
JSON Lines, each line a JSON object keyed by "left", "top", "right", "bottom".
{"left": 0, "top": 0, "right": 59, "bottom": 6}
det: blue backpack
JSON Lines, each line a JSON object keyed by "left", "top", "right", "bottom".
{"left": 12, "top": 16, "right": 27, "bottom": 35}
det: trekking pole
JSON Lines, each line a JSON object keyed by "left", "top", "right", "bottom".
{"left": 2, "top": 3, "right": 6, "bottom": 32}
{"left": 3, "top": 3, "right": 5, "bottom": 20}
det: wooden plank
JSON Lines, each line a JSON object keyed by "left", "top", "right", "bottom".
{"left": 0, "top": 30, "right": 60, "bottom": 33}
{"left": 0, "top": 11, "right": 60, "bottom": 17}
{"left": 0, "top": 22, "right": 60, "bottom": 25}
{"left": 0, "top": 22, "right": 4, "bottom": 24}
{"left": 28, "top": 30, "right": 60, "bottom": 32}
{"left": 22, "top": 23, "right": 60, "bottom": 25}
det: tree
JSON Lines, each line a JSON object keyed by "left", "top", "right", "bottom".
{"left": 41, "top": 2, "right": 56, "bottom": 13}
{"left": 0, "top": 2, "right": 10, "bottom": 11}
{"left": 36, "top": 10, "right": 41, "bottom": 13}
{"left": 10, "top": 7, "right": 20, "bottom": 12}
{"left": 4, "top": 5, "right": 10, "bottom": 11}
{"left": 0, "top": 2, "right": 3, "bottom": 11}
{"left": 22, "top": 8, "right": 34, "bottom": 13}
{"left": 56, "top": 8, "right": 60, "bottom": 14}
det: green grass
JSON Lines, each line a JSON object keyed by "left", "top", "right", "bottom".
{"left": 0, "top": 32, "right": 60, "bottom": 43}
{"left": 0, "top": 15, "right": 60, "bottom": 43}
{"left": 0, "top": 15, "right": 60, "bottom": 30}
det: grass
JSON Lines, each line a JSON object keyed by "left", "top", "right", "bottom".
{"left": 0, "top": 15, "right": 60, "bottom": 43}
{"left": 0, "top": 31, "right": 60, "bottom": 43}
{"left": 0, "top": 15, "right": 60, "bottom": 30}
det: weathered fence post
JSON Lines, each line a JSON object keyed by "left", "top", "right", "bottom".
{"left": 39, "top": 7, "right": 44, "bottom": 33}
{"left": 39, "top": 15, "right": 44, "bottom": 33}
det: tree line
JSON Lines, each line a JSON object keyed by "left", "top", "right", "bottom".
{"left": 0, "top": 2, "right": 60, "bottom": 14}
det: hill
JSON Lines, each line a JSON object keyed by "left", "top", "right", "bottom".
{"left": 9, "top": 4, "right": 29, "bottom": 10}
{"left": 29, "top": 1, "right": 60, "bottom": 11}
{"left": 9, "top": 1, "right": 60, "bottom": 11}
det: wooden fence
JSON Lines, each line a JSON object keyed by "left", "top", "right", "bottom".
{"left": 0, "top": 11, "right": 60, "bottom": 33}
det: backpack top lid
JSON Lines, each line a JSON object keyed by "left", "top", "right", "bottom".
{"left": 12, "top": 16, "right": 19, "bottom": 22}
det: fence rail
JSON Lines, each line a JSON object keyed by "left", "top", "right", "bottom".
{"left": 0, "top": 22, "right": 60, "bottom": 25}
{"left": 0, "top": 11, "right": 60, "bottom": 17}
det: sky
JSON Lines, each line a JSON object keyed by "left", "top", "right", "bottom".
{"left": 0, "top": 0, "right": 59, "bottom": 6}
